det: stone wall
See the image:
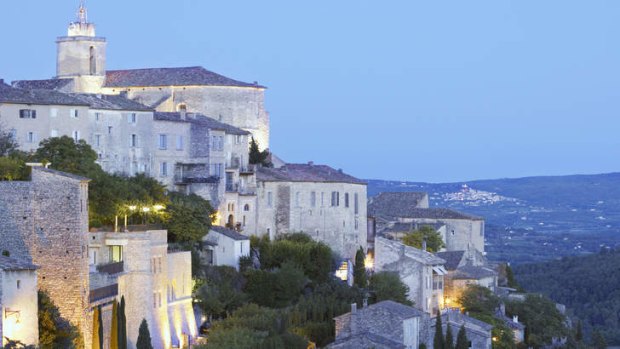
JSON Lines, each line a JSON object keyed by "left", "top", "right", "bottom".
{"left": 0, "top": 168, "right": 91, "bottom": 348}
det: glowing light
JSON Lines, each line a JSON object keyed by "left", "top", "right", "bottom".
{"left": 153, "top": 204, "right": 165, "bottom": 211}
{"left": 128, "top": 205, "right": 137, "bottom": 211}
{"left": 142, "top": 207, "right": 151, "bottom": 212}
{"left": 364, "top": 252, "right": 374, "bottom": 270}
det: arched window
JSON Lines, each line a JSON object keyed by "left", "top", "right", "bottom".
{"left": 244, "top": 204, "right": 250, "bottom": 212}
{"left": 89, "top": 46, "right": 96, "bottom": 75}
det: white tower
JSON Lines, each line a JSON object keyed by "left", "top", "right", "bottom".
{"left": 56, "top": 1, "right": 107, "bottom": 93}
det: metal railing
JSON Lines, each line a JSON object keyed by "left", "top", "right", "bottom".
{"left": 96, "top": 261, "right": 124, "bottom": 275}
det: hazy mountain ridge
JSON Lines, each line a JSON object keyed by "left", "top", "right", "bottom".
{"left": 368, "top": 173, "right": 620, "bottom": 264}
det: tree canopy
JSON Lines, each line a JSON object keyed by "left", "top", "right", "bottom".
{"left": 248, "top": 137, "right": 271, "bottom": 167}
{"left": 368, "top": 271, "right": 412, "bottom": 306}
{"left": 402, "top": 226, "right": 445, "bottom": 252}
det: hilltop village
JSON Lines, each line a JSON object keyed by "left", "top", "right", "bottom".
{"left": 0, "top": 4, "right": 578, "bottom": 349}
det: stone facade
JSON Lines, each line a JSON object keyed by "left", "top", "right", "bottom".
{"left": 256, "top": 164, "right": 368, "bottom": 260}
{"left": 0, "top": 167, "right": 92, "bottom": 347}
{"left": 201, "top": 226, "right": 251, "bottom": 270}
{"left": 0, "top": 257, "right": 39, "bottom": 347}
{"left": 374, "top": 237, "right": 446, "bottom": 314}
{"left": 88, "top": 230, "right": 196, "bottom": 349}
{"left": 330, "top": 301, "right": 431, "bottom": 349}
{"left": 431, "top": 309, "right": 493, "bottom": 349}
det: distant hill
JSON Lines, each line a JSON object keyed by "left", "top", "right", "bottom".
{"left": 367, "top": 173, "right": 620, "bottom": 264}
{"left": 513, "top": 249, "right": 620, "bottom": 344}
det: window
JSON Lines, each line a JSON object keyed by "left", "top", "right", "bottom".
{"left": 27, "top": 132, "right": 35, "bottom": 143}
{"left": 70, "top": 109, "right": 79, "bottom": 118}
{"left": 296, "top": 192, "right": 300, "bottom": 207}
{"left": 130, "top": 134, "right": 137, "bottom": 147}
{"left": 267, "top": 192, "right": 273, "bottom": 208}
{"left": 51, "top": 129, "right": 58, "bottom": 137}
{"left": 331, "top": 192, "right": 340, "bottom": 207}
{"left": 50, "top": 108, "right": 58, "bottom": 118}
{"left": 109, "top": 245, "right": 122, "bottom": 262}
{"left": 354, "top": 193, "right": 359, "bottom": 214}
{"left": 89, "top": 46, "right": 96, "bottom": 75}
{"left": 95, "top": 134, "right": 101, "bottom": 147}
{"left": 219, "top": 136, "right": 224, "bottom": 150}
{"left": 108, "top": 126, "right": 113, "bottom": 134}
{"left": 321, "top": 192, "right": 325, "bottom": 207}
{"left": 345, "top": 193, "right": 350, "bottom": 208}
{"left": 211, "top": 163, "right": 223, "bottom": 177}
{"left": 94, "top": 112, "right": 101, "bottom": 121}
{"left": 73, "top": 131, "right": 80, "bottom": 142}
{"left": 159, "top": 134, "right": 168, "bottom": 149}
{"left": 19, "top": 109, "right": 36, "bottom": 119}
{"left": 244, "top": 204, "right": 250, "bottom": 212}
{"left": 176, "top": 135, "right": 184, "bottom": 150}
{"left": 16, "top": 280, "right": 21, "bottom": 289}
{"left": 310, "top": 191, "right": 316, "bottom": 207}
{"left": 128, "top": 113, "right": 137, "bottom": 124}
{"left": 212, "top": 136, "right": 218, "bottom": 149}
{"left": 160, "top": 162, "right": 168, "bottom": 177}
{"left": 235, "top": 135, "right": 242, "bottom": 144}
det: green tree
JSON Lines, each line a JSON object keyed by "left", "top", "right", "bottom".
{"left": 119, "top": 296, "right": 127, "bottom": 349}
{"left": 434, "top": 314, "right": 445, "bottom": 349}
{"left": 0, "top": 121, "right": 18, "bottom": 156}
{"left": 575, "top": 320, "right": 583, "bottom": 342}
{"left": 34, "top": 136, "right": 100, "bottom": 176}
{"left": 455, "top": 325, "right": 469, "bottom": 349}
{"left": 353, "top": 247, "right": 367, "bottom": 288}
{"left": 248, "top": 137, "right": 271, "bottom": 167}
{"left": 244, "top": 262, "right": 307, "bottom": 308}
{"left": 592, "top": 330, "right": 607, "bottom": 349}
{"left": 0, "top": 156, "right": 25, "bottom": 180}
{"left": 459, "top": 285, "right": 500, "bottom": 315}
{"left": 136, "top": 319, "right": 154, "bottom": 349}
{"left": 505, "top": 264, "right": 519, "bottom": 289}
{"left": 164, "top": 192, "right": 215, "bottom": 243}
{"left": 97, "top": 305, "right": 103, "bottom": 349}
{"left": 368, "top": 271, "right": 412, "bottom": 306}
{"left": 402, "top": 226, "right": 445, "bottom": 252}
{"left": 505, "top": 295, "right": 567, "bottom": 347}
{"left": 38, "top": 291, "right": 83, "bottom": 349}
{"left": 92, "top": 306, "right": 101, "bottom": 349}
{"left": 196, "top": 266, "right": 248, "bottom": 319}
{"left": 445, "top": 323, "right": 454, "bottom": 349}
{"left": 110, "top": 300, "right": 119, "bottom": 349}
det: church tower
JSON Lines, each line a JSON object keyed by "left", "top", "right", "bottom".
{"left": 56, "top": 1, "right": 107, "bottom": 93}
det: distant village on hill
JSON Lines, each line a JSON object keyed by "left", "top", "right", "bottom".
{"left": 0, "top": 2, "right": 598, "bottom": 349}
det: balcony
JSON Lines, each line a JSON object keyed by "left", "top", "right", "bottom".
{"left": 96, "top": 261, "right": 124, "bottom": 275}
{"left": 175, "top": 175, "right": 220, "bottom": 185}
{"left": 89, "top": 284, "right": 118, "bottom": 303}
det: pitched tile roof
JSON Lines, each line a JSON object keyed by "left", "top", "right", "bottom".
{"left": 104, "top": 66, "right": 265, "bottom": 88}
{"left": 435, "top": 251, "right": 466, "bottom": 271}
{"left": 0, "top": 256, "right": 38, "bottom": 271}
{"left": 69, "top": 93, "right": 152, "bottom": 111}
{"left": 35, "top": 167, "right": 91, "bottom": 182}
{"left": 257, "top": 164, "right": 366, "bottom": 185}
{"left": 441, "top": 309, "right": 494, "bottom": 332}
{"left": 0, "top": 82, "right": 89, "bottom": 106}
{"left": 334, "top": 300, "right": 424, "bottom": 322}
{"left": 12, "top": 78, "right": 73, "bottom": 91}
{"left": 452, "top": 264, "right": 497, "bottom": 280}
{"left": 210, "top": 226, "right": 249, "bottom": 241}
{"left": 154, "top": 112, "right": 249, "bottom": 135}
{"left": 368, "top": 192, "right": 428, "bottom": 217}
{"left": 329, "top": 332, "right": 406, "bottom": 349}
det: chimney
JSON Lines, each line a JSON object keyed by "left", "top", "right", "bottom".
{"left": 513, "top": 315, "right": 519, "bottom": 323}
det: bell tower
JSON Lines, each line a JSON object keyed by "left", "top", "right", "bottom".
{"left": 56, "top": 1, "right": 107, "bottom": 93}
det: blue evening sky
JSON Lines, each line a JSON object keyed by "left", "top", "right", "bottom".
{"left": 1, "top": 1, "right": 619, "bottom": 182}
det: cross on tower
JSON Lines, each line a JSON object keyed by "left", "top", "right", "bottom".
{"left": 77, "top": 0, "right": 88, "bottom": 24}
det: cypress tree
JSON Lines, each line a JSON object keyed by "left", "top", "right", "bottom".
{"left": 98, "top": 305, "right": 103, "bottom": 349}
{"left": 92, "top": 306, "right": 101, "bottom": 349}
{"left": 353, "top": 247, "right": 367, "bottom": 288}
{"left": 445, "top": 323, "right": 454, "bottom": 349}
{"left": 137, "top": 319, "right": 154, "bottom": 349}
{"left": 433, "top": 315, "right": 445, "bottom": 349}
{"left": 119, "top": 296, "right": 127, "bottom": 349}
{"left": 455, "top": 325, "right": 469, "bottom": 349}
{"left": 110, "top": 299, "right": 119, "bottom": 349}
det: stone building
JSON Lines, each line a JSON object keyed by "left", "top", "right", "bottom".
{"left": 200, "top": 226, "right": 251, "bottom": 271}
{"left": 88, "top": 229, "right": 196, "bottom": 349}
{"left": 0, "top": 166, "right": 92, "bottom": 347}
{"left": 329, "top": 301, "right": 430, "bottom": 349}
{"left": 374, "top": 237, "right": 447, "bottom": 314}
{"left": 369, "top": 192, "right": 486, "bottom": 253}
{"left": 256, "top": 163, "right": 368, "bottom": 259}
{"left": 432, "top": 308, "right": 493, "bottom": 349}
{"left": 0, "top": 256, "right": 39, "bottom": 347}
